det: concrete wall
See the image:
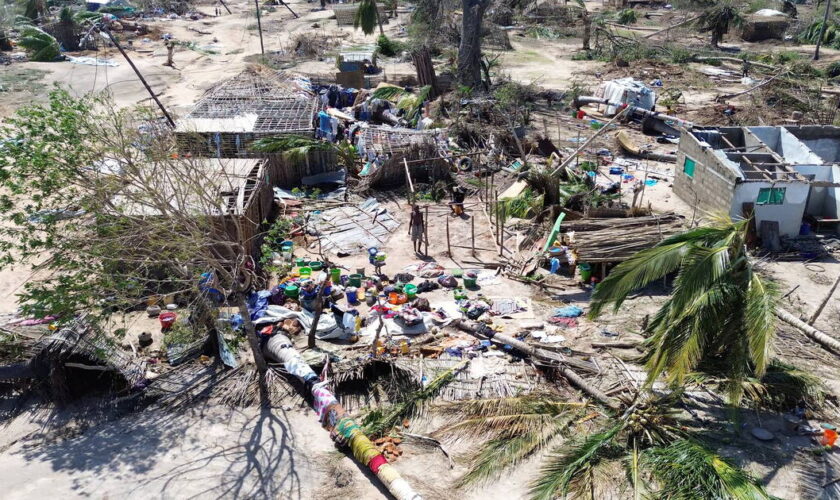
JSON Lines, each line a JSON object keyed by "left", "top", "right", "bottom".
{"left": 674, "top": 132, "right": 740, "bottom": 218}
{"left": 793, "top": 165, "right": 831, "bottom": 216}
{"left": 731, "top": 181, "right": 809, "bottom": 236}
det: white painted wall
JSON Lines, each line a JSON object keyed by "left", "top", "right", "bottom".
{"left": 730, "top": 182, "right": 810, "bottom": 237}
{"left": 779, "top": 128, "right": 824, "bottom": 164}
{"left": 793, "top": 165, "right": 831, "bottom": 216}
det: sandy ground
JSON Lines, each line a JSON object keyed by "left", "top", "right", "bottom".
{"left": 3, "top": 2, "right": 840, "bottom": 498}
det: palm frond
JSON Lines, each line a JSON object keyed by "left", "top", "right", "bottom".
{"left": 641, "top": 440, "right": 773, "bottom": 499}
{"left": 353, "top": 0, "right": 378, "bottom": 35}
{"left": 371, "top": 85, "right": 407, "bottom": 101}
{"left": 362, "top": 360, "right": 467, "bottom": 436}
{"left": 18, "top": 27, "right": 60, "bottom": 62}
{"left": 250, "top": 135, "right": 332, "bottom": 163}
{"left": 457, "top": 420, "right": 570, "bottom": 487}
{"left": 529, "top": 423, "right": 623, "bottom": 500}
{"left": 744, "top": 270, "right": 778, "bottom": 377}
{"left": 588, "top": 241, "right": 693, "bottom": 317}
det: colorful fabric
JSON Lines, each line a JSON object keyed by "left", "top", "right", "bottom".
{"left": 336, "top": 417, "right": 361, "bottom": 439}
{"left": 553, "top": 305, "right": 584, "bottom": 318}
{"left": 312, "top": 382, "right": 338, "bottom": 419}
{"left": 368, "top": 454, "right": 387, "bottom": 474}
{"left": 349, "top": 433, "right": 381, "bottom": 466}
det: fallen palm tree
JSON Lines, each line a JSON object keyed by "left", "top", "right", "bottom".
{"left": 775, "top": 308, "right": 840, "bottom": 354}
{"left": 263, "top": 334, "right": 422, "bottom": 500}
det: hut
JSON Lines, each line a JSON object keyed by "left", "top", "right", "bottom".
{"left": 355, "top": 125, "right": 453, "bottom": 189}
{"left": 175, "top": 68, "right": 319, "bottom": 158}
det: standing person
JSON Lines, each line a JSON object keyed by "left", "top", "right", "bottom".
{"left": 409, "top": 205, "right": 425, "bottom": 254}
{"left": 450, "top": 185, "right": 466, "bottom": 217}
{"left": 164, "top": 38, "right": 176, "bottom": 67}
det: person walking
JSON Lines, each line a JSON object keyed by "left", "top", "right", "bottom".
{"left": 409, "top": 205, "right": 425, "bottom": 254}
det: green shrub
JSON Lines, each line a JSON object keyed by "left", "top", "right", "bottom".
{"left": 376, "top": 34, "right": 405, "bottom": 57}
{"left": 617, "top": 8, "right": 637, "bottom": 24}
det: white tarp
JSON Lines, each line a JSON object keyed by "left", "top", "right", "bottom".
{"left": 595, "top": 78, "right": 656, "bottom": 116}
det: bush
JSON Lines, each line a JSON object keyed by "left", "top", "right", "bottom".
{"left": 376, "top": 34, "right": 405, "bottom": 57}
{"left": 617, "top": 8, "right": 637, "bottom": 24}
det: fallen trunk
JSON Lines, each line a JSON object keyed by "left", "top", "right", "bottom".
{"left": 775, "top": 307, "right": 840, "bottom": 354}
{"left": 452, "top": 319, "right": 620, "bottom": 409}
{"left": 263, "top": 334, "right": 422, "bottom": 500}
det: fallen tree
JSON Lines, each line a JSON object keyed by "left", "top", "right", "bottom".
{"left": 775, "top": 307, "right": 840, "bottom": 354}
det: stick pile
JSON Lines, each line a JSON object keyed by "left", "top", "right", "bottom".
{"left": 567, "top": 214, "right": 684, "bottom": 263}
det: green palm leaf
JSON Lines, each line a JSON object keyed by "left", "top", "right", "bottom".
{"left": 353, "top": 0, "right": 378, "bottom": 35}
{"left": 529, "top": 423, "right": 623, "bottom": 500}
{"left": 641, "top": 440, "right": 774, "bottom": 499}
{"left": 19, "top": 27, "right": 60, "bottom": 62}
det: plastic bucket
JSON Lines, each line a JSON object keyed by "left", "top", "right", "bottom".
{"left": 284, "top": 285, "right": 299, "bottom": 298}
{"left": 366, "top": 290, "right": 377, "bottom": 306}
{"left": 404, "top": 283, "right": 417, "bottom": 299}
{"left": 159, "top": 311, "right": 177, "bottom": 329}
{"left": 310, "top": 261, "right": 323, "bottom": 271}
{"left": 330, "top": 268, "right": 341, "bottom": 283}
{"left": 463, "top": 276, "right": 477, "bottom": 289}
{"left": 346, "top": 287, "right": 358, "bottom": 304}
{"left": 295, "top": 257, "right": 306, "bottom": 267}
{"left": 349, "top": 274, "right": 362, "bottom": 287}
{"left": 821, "top": 429, "right": 838, "bottom": 447}
{"left": 578, "top": 263, "right": 592, "bottom": 283}
{"left": 280, "top": 240, "right": 294, "bottom": 251}
{"left": 299, "top": 266, "right": 312, "bottom": 278}
{"left": 389, "top": 292, "right": 399, "bottom": 304}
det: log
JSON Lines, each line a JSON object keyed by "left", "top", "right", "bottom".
{"left": 775, "top": 307, "right": 840, "bottom": 354}
{"left": 452, "top": 320, "right": 620, "bottom": 409}
{"left": 642, "top": 14, "right": 701, "bottom": 39}
{"left": 808, "top": 271, "right": 840, "bottom": 325}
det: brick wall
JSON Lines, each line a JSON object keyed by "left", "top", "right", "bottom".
{"left": 673, "top": 133, "right": 740, "bottom": 217}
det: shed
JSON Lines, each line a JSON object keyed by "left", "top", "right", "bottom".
{"left": 112, "top": 158, "right": 273, "bottom": 258}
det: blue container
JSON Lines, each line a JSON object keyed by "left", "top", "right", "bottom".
{"left": 609, "top": 167, "right": 623, "bottom": 175}
{"left": 346, "top": 287, "right": 358, "bottom": 304}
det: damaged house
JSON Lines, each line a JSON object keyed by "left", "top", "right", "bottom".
{"left": 175, "top": 68, "right": 336, "bottom": 187}
{"left": 674, "top": 126, "right": 840, "bottom": 237}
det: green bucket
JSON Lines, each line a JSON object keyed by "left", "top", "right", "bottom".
{"left": 349, "top": 274, "right": 362, "bottom": 287}
{"left": 330, "top": 268, "right": 341, "bottom": 283}
{"left": 284, "top": 285, "right": 299, "bottom": 298}
{"left": 404, "top": 283, "right": 418, "bottom": 299}
{"left": 295, "top": 257, "right": 306, "bottom": 267}
{"left": 463, "top": 276, "right": 477, "bottom": 289}
{"left": 299, "top": 266, "right": 312, "bottom": 278}
{"left": 578, "top": 263, "right": 592, "bottom": 283}
{"left": 310, "top": 261, "right": 323, "bottom": 271}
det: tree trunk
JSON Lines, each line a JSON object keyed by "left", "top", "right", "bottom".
{"left": 307, "top": 266, "right": 332, "bottom": 348}
{"left": 457, "top": 0, "right": 490, "bottom": 89}
{"left": 453, "top": 319, "right": 620, "bottom": 409}
{"left": 815, "top": 0, "right": 832, "bottom": 60}
{"left": 411, "top": 46, "right": 439, "bottom": 97}
{"left": 582, "top": 14, "right": 591, "bottom": 50}
{"left": 376, "top": 0, "right": 385, "bottom": 36}
{"left": 235, "top": 295, "right": 270, "bottom": 406}
{"left": 775, "top": 307, "right": 840, "bottom": 354}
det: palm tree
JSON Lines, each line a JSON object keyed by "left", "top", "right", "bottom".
{"left": 354, "top": 0, "right": 385, "bottom": 36}
{"left": 588, "top": 215, "right": 778, "bottom": 404}
{"left": 434, "top": 391, "right": 774, "bottom": 499}
{"left": 696, "top": 1, "right": 745, "bottom": 48}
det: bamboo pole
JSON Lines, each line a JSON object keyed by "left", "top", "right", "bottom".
{"left": 471, "top": 213, "right": 476, "bottom": 256}
{"left": 445, "top": 213, "right": 451, "bottom": 256}
{"left": 424, "top": 206, "right": 429, "bottom": 256}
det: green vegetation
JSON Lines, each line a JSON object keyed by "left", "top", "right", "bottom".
{"left": 590, "top": 215, "right": 778, "bottom": 404}
{"left": 695, "top": 1, "right": 745, "bottom": 47}
{"left": 375, "top": 34, "right": 405, "bottom": 56}
{"left": 436, "top": 392, "right": 773, "bottom": 499}
{"left": 18, "top": 26, "right": 59, "bottom": 61}
{"left": 616, "top": 8, "right": 637, "bottom": 24}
